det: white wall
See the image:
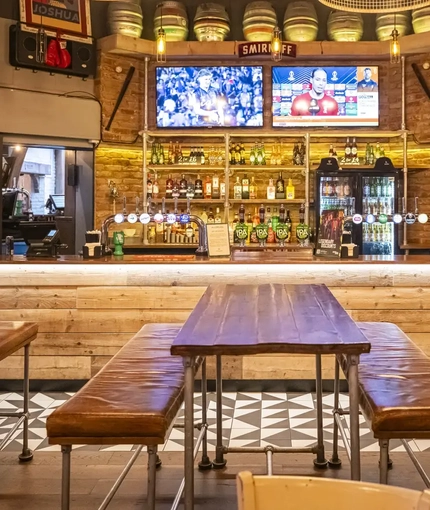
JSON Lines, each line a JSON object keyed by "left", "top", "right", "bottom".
{"left": 0, "top": 17, "right": 101, "bottom": 145}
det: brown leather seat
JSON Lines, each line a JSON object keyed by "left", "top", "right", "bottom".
{"left": 0, "top": 321, "right": 38, "bottom": 361}
{"left": 47, "top": 323, "right": 189, "bottom": 446}
{"left": 339, "top": 322, "right": 430, "bottom": 439}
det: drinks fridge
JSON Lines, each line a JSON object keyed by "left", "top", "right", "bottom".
{"left": 315, "top": 168, "right": 402, "bottom": 255}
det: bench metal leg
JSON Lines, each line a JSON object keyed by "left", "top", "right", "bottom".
{"left": 379, "top": 439, "right": 389, "bottom": 484}
{"left": 314, "top": 354, "right": 328, "bottom": 469}
{"left": 184, "top": 356, "right": 195, "bottom": 510}
{"left": 19, "top": 343, "right": 33, "bottom": 462}
{"left": 198, "top": 358, "right": 212, "bottom": 470}
{"left": 348, "top": 354, "right": 361, "bottom": 481}
{"left": 147, "top": 445, "right": 158, "bottom": 510}
{"left": 329, "top": 356, "right": 342, "bottom": 468}
{"left": 213, "top": 355, "right": 226, "bottom": 469}
{"left": 61, "top": 445, "right": 72, "bottom": 510}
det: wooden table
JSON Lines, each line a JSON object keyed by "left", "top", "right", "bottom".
{"left": 171, "top": 284, "right": 371, "bottom": 510}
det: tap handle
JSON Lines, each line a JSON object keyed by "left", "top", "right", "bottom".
{"left": 135, "top": 196, "right": 140, "bottom": 215}
{"left": 162, "top": 197, "right": 166, "bottom": 215}
{"left": 402, "top": 197, "right": 406, "bottom": 214}
{"left": 123, "top": 196, "right": 127, "bottom": 215}
{"left": 186, "top": 197, "right": 191, "bottom": 215}
{"left": 174, "top": 197, "right": 178, "bottom": 214}
{"left": 146, "top": 196, "right": 152, "bottom": 214}
{"left": 415, "top": 196, "right": 419, "bottom": 215}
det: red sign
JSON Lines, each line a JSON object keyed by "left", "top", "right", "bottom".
{"left": 238, "top": 42, "right": 297, "bottom": 58}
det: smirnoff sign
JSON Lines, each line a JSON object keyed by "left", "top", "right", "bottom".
{"left": 238, "top": 42, "right": 297, "bottom": 58}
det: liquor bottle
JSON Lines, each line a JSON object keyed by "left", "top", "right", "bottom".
{"left": 249, "top": 145, "right": 256, "bottom": 165}
{"left": 207, "top": 208, "right": 215, "bottom": 223}
{"left": 190, "top": 147, "right": 196, "bottom": 164}
{"left": 256, "top": 143, "right": 263, "bottom": 165}
{"left": 168, "top": 141, "right": 174, "bottom": 165}
{"left": 178, "top": 144, "right": 184, "bottom": 164}
{"left": 276, "top": 171, "right": 285, "bottom": 199}
{"left": 261, "top": 143, "right": 266, "bottom": 165}
{"left": 239, "top": 204, "right": 246, "bottom": 223}
{"left": 368, "top": 145, "right": 375, "bottom": 165}
{"left": 299, "top": 202, "right": 305, "bottom": 224}
{"left": 172, "top": 177, "right": 180, "bottom": 198}
{"left": 329, "top": 144, "right": 334, "bottom": 157}
{"left": 158, "top": 144, "right": 165, "bottom": 165}
{"left": 166, "top": 174, "right": 173, "bottom": 198}
{"left": 235, "top": 142, "right": 241, "bottom": 164}
{"left": 375, "top": 141, "right": 381, "bottom": 160}
{"left": 194, "top": 174, "right": 203, "bottom": 198}
{"left": 267, "top": 178, "right": 276, "bottom": 200}
{"left": 279, "top": 203, "right": 286, "bottom": 223}
{"left": 204, "top": 175, "right": 212, "bottom": 199}
{"left": 234, "top": 176, "right": 242, "bottom": 199}
{"left": 259, "top": 204, "right": 265, "bottom": 224}
{"left": 220, "top": 177, "right": 226, "bottom": 199}
{"left": 286, "top": 209, "right": 292, "bottom": 243}
{"left": 345, "top": 137, "right": 351, "bottom": 163}
{"left": 186, "top": 181, "right": 195, "bottom": 199}
{"left": 201, "top": 147, "right": 206, "bottom": 165}
{"left": 153, "top": 173, "right": 159, "bottom": 199}
{"left": 179, "top": 174, "right": 188, "bottom": 198}
{"left": 174, "top": 141, "right": 180, "bottom": 164}
{"left": 147, "top": 174, "right": 153, "bottom": 199}
{"left": 286, "top": 178, "right": 295, "bottom": 200}
{"left": 201, "top": 207, "right": 208, "bottom": 224}
{"left": 271, "top": 207, "right": 279, "bottom": 232}
{"left": 292, "top": 143, "right": 299, "bottom": 165}
{"left": 240, "top": 143, "right": 246, "bottom": 165}
{"left": 215, "top": 207, "right": 222, "bottom": 223}
{"left": 250, "top": 176, "right": 258, "bottom": 199}
{"left": 212, "top": 173, "right": 220, "bottom": 199}
{"left": 351, "top": 138, "right": 358, "bottom": 162}
{"left": 242, "top": 174, "right": 250, "bottom": 200}
{"left": 151, "top": 144, "right": 158, "bottom": 165}
{"left": 332, "top": 146, "right": 338, "bottom": 161}
{"left": 365, "top": 143, "right": 371, "bottom": 165}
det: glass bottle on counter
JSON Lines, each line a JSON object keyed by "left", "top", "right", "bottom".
{"left": 242, "top": 174, "right": 250, "bottom": 200}
{"left": 234, "top": 176, "right": 242, "bottom": 199}
{"left": 276, "top": 171, "right": 285, "bottom": 199}
{"left": 179, "top": 174, "right": 188, "bottom": 198}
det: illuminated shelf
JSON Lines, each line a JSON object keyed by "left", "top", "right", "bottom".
{"left": 309, "top": 130, "right": 407, "bottom": 139}
{"left": 147, "top": 130, "right": 225, "bottom": 138}
{"left": 230, "top": 165, "right": 305, "bottom": 171}
{"left": 311, "top": 164, "right": 376, "bottom": 170}
{"left": 229, "top": 199, "right": 303, "bottom": 204}
{"left": 148, "top": 165, "right": 224, "bottom": 172}
{"left": 151, "top": 198, "right": 225, "bottom": 204}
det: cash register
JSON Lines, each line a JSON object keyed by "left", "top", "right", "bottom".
{"left": 20, "top": 222, "right": 64, "bottom": 258}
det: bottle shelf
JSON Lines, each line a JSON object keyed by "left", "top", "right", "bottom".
{"left": 148, "top": 165, "right": 224, "bottom": 172}
{"left": 230, "top": 165, "right": 305, "bottom": 171}
{"left": 151, "top": 198, "right": 225, "bottom": 204}
{"left": 229, "top": 199, "right": 303, "bottom": 204}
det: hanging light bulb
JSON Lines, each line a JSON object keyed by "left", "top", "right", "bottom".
{"left": 390, "top": 15, "right": 400, "bottom": 64}
{"left": 156, "top": 4, "right": 166, "bottom": 63}
{"left": 271, "top": 26, "right": 282, "bottom": 62}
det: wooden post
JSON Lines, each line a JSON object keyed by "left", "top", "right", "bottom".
{"left": 0, "top": 134, "right": 3, "bottom": 252}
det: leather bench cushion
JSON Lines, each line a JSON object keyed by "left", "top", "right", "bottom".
{"left": 47, "top": 323, "right": 187, "bottom": 445}
{"left": 0, "top": 321, "right": 38, "bottom": 362}
{"left": 341, "top": 322, "right": 430, "bottom": 436}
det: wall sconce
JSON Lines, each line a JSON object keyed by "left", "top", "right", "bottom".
{"left": 271, "top": 26, "right": 282, "bottom": 62}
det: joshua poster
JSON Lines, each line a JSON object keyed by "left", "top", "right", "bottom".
{"left": 315, "top": 209, "right": 344, "bottom": 258}
{"left": 20, "top": 0, "right": 92, "bottom": 37}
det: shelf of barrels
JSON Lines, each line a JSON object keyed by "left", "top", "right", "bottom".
{"left": 104, "top": 0, "right": 430, "bottom": 46}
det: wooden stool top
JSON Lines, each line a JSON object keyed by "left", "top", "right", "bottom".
{"left": 0, "top": 322, "right": 38, "bottom": 362}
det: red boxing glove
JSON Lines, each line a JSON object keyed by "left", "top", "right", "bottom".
{"left": 58, "top": 40, "right": 71, "bottom": 69}
{"left": 45, "top": 38, "right": 60, "bottom": 67}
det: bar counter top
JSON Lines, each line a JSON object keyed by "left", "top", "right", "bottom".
{"left": 1, "top": 254, "right": 430, "bottom": 264}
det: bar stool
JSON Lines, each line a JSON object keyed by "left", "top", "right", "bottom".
{"left": 0, "top": 321, "right": 38, "bottom": 461}
{"left": 237, "top": 472, "right": 430, "bottom": 510}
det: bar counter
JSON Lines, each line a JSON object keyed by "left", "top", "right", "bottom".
{"left": 0, "top": 254, "right": 429, "bottom": 384}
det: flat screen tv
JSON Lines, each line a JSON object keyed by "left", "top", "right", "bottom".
{"left": 156, "top": 66, "right": 263, "bottom": 128}
{"left": 272, "top": 66, "right": 379, "bottom": 128}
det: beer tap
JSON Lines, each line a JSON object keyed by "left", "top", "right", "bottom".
{"left": 186, "top": 197, "right": 191, "bottom": 215}
{"left": 161, "top": 197, "right": 166, "bottom": 217}
{"left": 122, "top": 196, "right": 127, "bottom": 216}
{"left": 415, "top": 197, "right": 419, "bottom": 216}
{"left": 174, "top": 197, "right": 179, "bottom": 220}
{"left": 256, "top": 204, "right": 269, "bottom": 247}
{"left": 135, "top": 196, "right": 140, "bottom": 216}
{"left": 402, "top": 197, "right": 406, "bottom": 216}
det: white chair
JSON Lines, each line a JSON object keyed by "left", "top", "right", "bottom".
{"left": 237, "top": 472, "right": 430, "bottom": 510}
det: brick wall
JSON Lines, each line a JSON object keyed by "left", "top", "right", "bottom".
{"left": 94, "top": 51, "right": 430, "bottom": 244}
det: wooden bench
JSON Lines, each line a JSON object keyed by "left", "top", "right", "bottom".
{"left": 332, "top": 321, "right": 430, "bottom": 486}
{"left": 0, "top": 321, "right": 38, "bottom": 462}
{"left": 46, "top": 323, "right": 205, "bottom": 510}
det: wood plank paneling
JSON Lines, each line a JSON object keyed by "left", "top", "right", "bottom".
{"left": 350, "top": 310, "right": 430, "bottom": 333}
{"left": 0, "top": 356, "right": 91, "bottom": 379}
{"left": 0, "top": 287, "right": 77, "bottom": 309}
{"left": 77, "top": 286, "right": 205, "bottom": 309}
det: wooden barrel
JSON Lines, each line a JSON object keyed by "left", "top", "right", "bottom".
{"left": 243, "top": 1, "right": 277, "bottom": 42}
{"left": 412, "top": 6, "right": 430, "bottom": 34}
{"left": 283, "top": 1, "right": 318, "bottom": 42}
{"left": 107, "top": 1, "right": 143, "bottom": 38}
{"left": 327, "top": 10, "right": 363, "bottom": 41}
{"left": 375, "top": 13, "right": 410, "bottom": 41}
{"left": 153, "top": 1, "right": 188, "bottom": 42}
{"left": 194, "top": 3, "right": 230, "bottom": 41}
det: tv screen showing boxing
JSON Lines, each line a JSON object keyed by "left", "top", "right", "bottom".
{"left": 156, "top": 66, "right": 263, "bottom": 128}
{"left": 272, "top": 66, "right": 379, "bottom": 128}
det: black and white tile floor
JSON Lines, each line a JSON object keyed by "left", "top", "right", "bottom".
{"left": 1, "top": 391, "right": 428, "bottom": 454}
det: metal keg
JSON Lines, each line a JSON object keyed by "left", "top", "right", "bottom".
{"left": 375, "top": 12, "right": 410, "bottom": 41}
{"left": 327, "top": 10, "right": 363, "bottom": 41}
{"left": 283, "top": 1, "right": 318, "bottom": 42}
{"left": 243, "top": 1, "right": 277, "bottom": 42}
{"left": 107, "top": 1, "right": 143, "bottom": 38}
{"left": 194, "top": 3, "right": 230, "bottom": 42}
{"left": 154, "top": 1, "right": 188, "bottom": 42}
{"left": 412, "top": 6, "right": 430, "bottom": 33}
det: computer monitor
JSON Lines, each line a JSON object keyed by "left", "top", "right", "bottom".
{"left": 49, "top": 194, "right": 65, "bottom": 210}
{"left": 2, "top": 190, "right": 17, "bottom": 219}
{"left": 19, "top": 221, "right": 56, "bottom": 245}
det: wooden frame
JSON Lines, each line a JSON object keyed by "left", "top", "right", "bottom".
{"left": 19, "top": 0, "right": 92, "bottom": 38}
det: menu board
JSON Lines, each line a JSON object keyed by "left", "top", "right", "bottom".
{"left": 206, "top": 223, "right": 231, "bottom": 258}
{"left": 315, "top": 210, "right": 345, "bottom": 258}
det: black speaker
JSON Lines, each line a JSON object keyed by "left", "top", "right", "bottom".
{"left": 9, "top": 24, "right": 96, "bottom": 79}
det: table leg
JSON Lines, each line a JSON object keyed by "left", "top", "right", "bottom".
{"left": 314, "top": 354, "right": 328, "bottom": 468}
{"left": 329, "top": 356, "right": 342, "bottom": 467}
{"left": 348, "top": 354, "right": 361, "bottom": 481}
{"left": 199, "top": 358, "right": 212, "bottom": 470}
{"left": 184, "top": 356, "right": 195, "bottom": 510}
{"left": 213, "top": 355, "right": 227, "bottom": 469}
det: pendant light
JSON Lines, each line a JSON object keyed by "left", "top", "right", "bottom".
{"left": 156, "top": 3, "right": 166, "bottom": 63}
{"left": 271, "top": 26, "right": 282, "bottom": 62}
{"left": 390, "top": 14, "right": 401, "bottom": 64}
